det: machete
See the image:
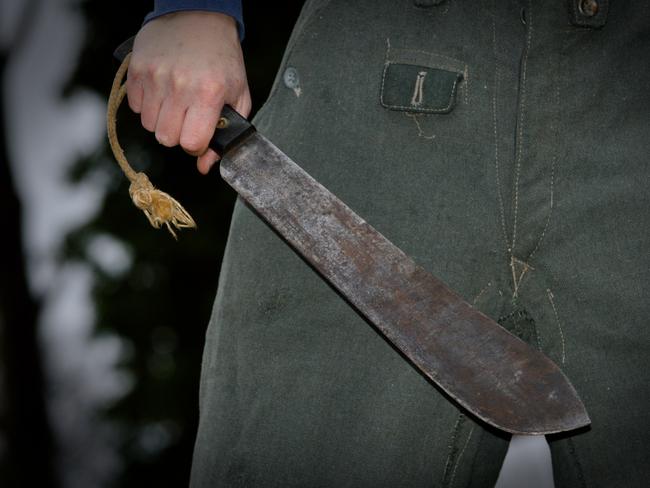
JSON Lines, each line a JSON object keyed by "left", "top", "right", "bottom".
{"left": 114, "top": 38, "right": 590, "bottom": 435}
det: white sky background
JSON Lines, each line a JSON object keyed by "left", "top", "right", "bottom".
{"left": 3, "top": 0, "right": 133, "bottom": 486}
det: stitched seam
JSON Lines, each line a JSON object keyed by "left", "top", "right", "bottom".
{"left": 448, "top": 426, "right": 474, "bottom": 488}
{"left": 491, "top": 3, "right": 511, "bottom": 252}
{"left": 511, "top": 0, "right": 534, "bottom": 255}
{"left": 546, "top": 288, "right": 567, "bottom": 364}
{"left": 511, "top": 256, "right": 534, "bottom": 298}
{"left": 527, "top": 156, "right": 556, "bottom": 261}
{"left": 387, "top": 49, "right": 467, "bottom": 76}
{"left": 380, "top": 61, "right": 390, "bottom": 108}
{"left": 389, "top": 47, "right": 466, "bottom": 68}
{"left": 442, "top": 415, "right": 465, "bottom": 486}
{"left": 463, "top": 64, "right": 470, "bottom": 105}
{"left": 528, "top": 64, "right": 560, "bottom": 262}
{"left": 472, "top": 281, "right": 493, "bottom": 304}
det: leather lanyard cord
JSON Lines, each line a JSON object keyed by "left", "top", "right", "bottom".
{"left": 107, "top": 52, "right": 196, "bottom": 239}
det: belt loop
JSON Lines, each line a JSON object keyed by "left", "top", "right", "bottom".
{"left": 414, "top": 0, "right": 447, "bottom": 7}
{"left": 567, "top": 0, "right": 609, "bottom": 28}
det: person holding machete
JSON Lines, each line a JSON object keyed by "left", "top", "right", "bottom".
{"left": 122, "top": 1, "right": 650, "bottom": 486}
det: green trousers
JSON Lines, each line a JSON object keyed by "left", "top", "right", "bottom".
{"left": 191, "top": 1, "right": 650, "bottom": 486}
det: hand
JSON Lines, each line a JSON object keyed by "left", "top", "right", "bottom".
{"left": 126, "top": 11, "right": 251, "bottom": 174}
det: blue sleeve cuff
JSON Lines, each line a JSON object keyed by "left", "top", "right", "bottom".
{"left": 144, "top": 0, "right": 244, "bottom": 41}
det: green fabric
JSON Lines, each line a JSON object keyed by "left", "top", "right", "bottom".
{"left": 191, "top": 1, "right": 650, "bottom": 486}
{"left": 381, "top": 64, "right": 463, "bottom": 113}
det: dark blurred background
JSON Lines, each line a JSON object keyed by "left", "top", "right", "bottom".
{"left": 0, "top": 1, "right": 304, "bottom": 486}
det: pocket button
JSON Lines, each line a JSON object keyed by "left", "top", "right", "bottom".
{"left": 578, "top": 0, "right": 599, "bottom": 17}
{"left": 283, "top": 67, "right": 300, "bottom": 89}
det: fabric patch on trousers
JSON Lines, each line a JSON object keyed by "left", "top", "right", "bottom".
{"left": 381, "top": 64, "right": 463, "bottom": 113}
{"left": 380, "top": 44, "right": 467, "bottom": 114}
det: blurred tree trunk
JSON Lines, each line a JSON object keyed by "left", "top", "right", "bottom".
{"left": 0, "top": 1, "right": 59, "bottom": 485}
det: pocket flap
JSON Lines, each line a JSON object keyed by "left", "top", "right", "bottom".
{"left": 380, "top": 63, "right": 463, "bottom": 114}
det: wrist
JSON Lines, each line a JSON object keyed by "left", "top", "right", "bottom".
{"left": 144, "top": 2, "right": 244, "bottom": 40}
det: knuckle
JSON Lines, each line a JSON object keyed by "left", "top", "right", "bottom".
{"left": 127, "top": 57, "right": 145, "bottom": 79}
{"left": 169, "top": 69, "right": 189, "bottom": 94}
{"left": 195, "top": 77, "right": 223, "bottom": 101}
{"left": 146, "top": 63, "right": 168, "bottom": 85}
{"left": 180, "top": 132, "right": 205, "bottom": 153}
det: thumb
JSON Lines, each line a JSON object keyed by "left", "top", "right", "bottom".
{"left": 197, "top": 148, "right": 220, "bottom": 175}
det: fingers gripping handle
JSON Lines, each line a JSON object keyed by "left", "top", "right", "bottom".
{"left": 113, "top": 37, "right": 255, "bottom": 156}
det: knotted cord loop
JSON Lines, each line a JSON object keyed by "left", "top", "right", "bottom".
{"left": 107, "top": 52, "right": 196, "bottom": 239}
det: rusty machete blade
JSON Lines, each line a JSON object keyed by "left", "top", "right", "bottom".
{"left": 111, "top": 38, "right": 589, "bottom": 434}
{"left": 218, "top": 131, "right": 590, "bottom": 435}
